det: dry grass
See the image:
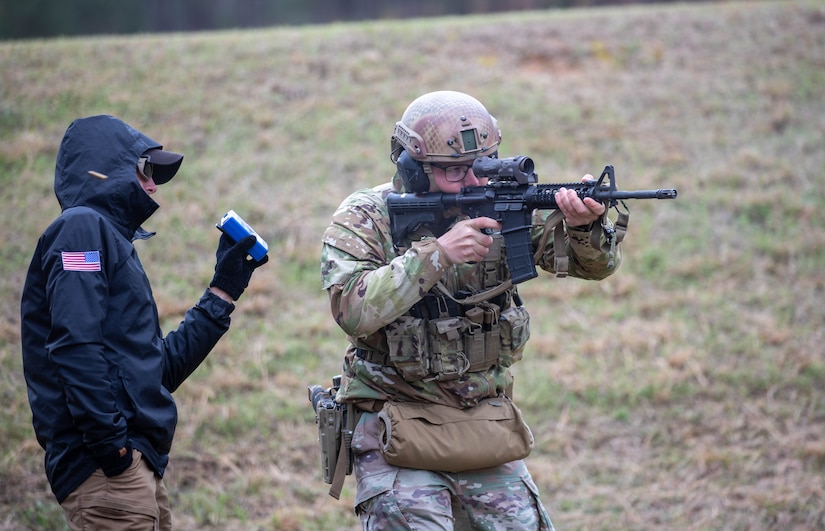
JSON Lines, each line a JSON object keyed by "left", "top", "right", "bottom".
{"left": 1, "top": 1, "right": 824, "bottom": 529}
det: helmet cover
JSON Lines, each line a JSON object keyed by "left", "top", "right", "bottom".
{"left": 391, "top": 91, "right": 501, "bottom": 164}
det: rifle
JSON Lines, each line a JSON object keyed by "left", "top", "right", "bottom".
{"left": 387, "top": 156, "right": 677, "bottom": 284}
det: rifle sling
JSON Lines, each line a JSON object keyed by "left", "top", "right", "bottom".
{"left": 538, "top": 206, "right": 631, "bottom": 277}
{"left": 534, "top": 210, "right": 568, "bottom": 278}
{"left": 435, "top": 279, "right": 513, "bottom": 306}
{"left": 592, "top": 205, "right": 629, "bottom": 269}
{"left": 611, "top": 207, "right": 629, "bottom": 244}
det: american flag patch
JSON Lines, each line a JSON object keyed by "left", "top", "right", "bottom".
{"left": 61, "top": 251, "right": 101, "bottom": 272}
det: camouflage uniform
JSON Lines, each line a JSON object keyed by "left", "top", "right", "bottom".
{"left": 321, "top": 169, "right": 620, "bottom": 529}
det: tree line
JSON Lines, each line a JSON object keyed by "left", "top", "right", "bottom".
{"left": 0, "top": 0, "right": 691, "bottom": 41}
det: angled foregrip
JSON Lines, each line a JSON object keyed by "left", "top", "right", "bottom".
{"left": 500, "top": 212, "right": 537, "bottom": 284}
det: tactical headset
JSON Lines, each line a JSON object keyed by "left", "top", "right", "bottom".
{"left": 395, "top": 150, "right": 431, "bottom": 193}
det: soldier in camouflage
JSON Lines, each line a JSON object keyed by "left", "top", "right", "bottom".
{"left": 321, "top": 91, "right": 621, "bottom": 530}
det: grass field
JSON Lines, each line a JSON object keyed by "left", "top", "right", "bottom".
{"left": 1, "top": 1, "right": 824, "bottom": 529}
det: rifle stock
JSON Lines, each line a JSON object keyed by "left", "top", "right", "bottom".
{"left": 387, "top": 157, "right": 677, "bottom": 284}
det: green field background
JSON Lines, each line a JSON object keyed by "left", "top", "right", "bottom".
{"left": 1, "top": 1, "right": 824, "bottom": 529}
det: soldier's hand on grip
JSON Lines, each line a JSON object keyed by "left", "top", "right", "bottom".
{"left": 437, "top": 217, "right": 501, "bottom": 265}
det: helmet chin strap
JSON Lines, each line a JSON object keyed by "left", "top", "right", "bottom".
{"left": 421, "top": 162, "right": 435, "bottom": 192}
{"left": 389, "top": 142, "right": 404, "bottom": 164}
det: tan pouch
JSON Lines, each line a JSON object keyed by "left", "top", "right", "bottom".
{"left": 377, "top": 396, "right": 533, "bottom": 472}
{"left": 499, "top": 306, "right": 530, "bottom": 367}
{"left": 386, "top": 316, "right": 430, "bottom": 381}
{"left": 428, "top": 316, "right": 471, "bottom": 381}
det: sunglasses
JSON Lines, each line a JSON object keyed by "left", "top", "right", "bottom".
{"left": 137, "top": 157, "right": 154, "bottom": 181}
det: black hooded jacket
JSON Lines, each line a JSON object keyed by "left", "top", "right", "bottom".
{"left": 20, "top": 115, "right": 234, "bottom": 503}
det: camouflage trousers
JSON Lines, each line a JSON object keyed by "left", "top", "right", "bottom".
{"left": 351, "top": 411, "right": 555, "bottom": 531}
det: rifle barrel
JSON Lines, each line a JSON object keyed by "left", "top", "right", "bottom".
{"left": 599, "top": 188, "right": 678, "bottom": 201}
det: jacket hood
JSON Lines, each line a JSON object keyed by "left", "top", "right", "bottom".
{"left": 54, "top": 115, "right": 170, "bottom": 236}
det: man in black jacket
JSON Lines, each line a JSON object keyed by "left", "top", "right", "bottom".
{"left": 20, "top": 115, "right": 268, "bottom": 530}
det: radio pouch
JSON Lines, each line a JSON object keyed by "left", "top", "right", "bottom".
{"left": 377, "top": 396, "right": 533, "bottom": 472}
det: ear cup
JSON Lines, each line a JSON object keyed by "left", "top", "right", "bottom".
{"left": 396, "top": 151, "right": 430, "bottom": 193}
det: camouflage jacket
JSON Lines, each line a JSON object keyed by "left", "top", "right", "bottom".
{"left": 321, "top": 176, "right": 621, "bottom": 409}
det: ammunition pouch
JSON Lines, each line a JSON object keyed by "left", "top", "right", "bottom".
{"left": 499, "top": 305, "right": 530, "bottom": 367}
{"left": 382, "top": 299, "right": 529, "bottom": 382}
{"left": 384, "top": 316, "right": 430, "bottom": 381}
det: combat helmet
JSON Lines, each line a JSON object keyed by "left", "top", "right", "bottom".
{"left": 391, "top": 91, "right": 501, "bottom": 192}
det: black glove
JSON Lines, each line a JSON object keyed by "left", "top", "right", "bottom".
{"left": 95, "top": 441, "right": 133, "bottom": 477}
{"left": 210, "top": 234, "right": 269, "bottom": 300}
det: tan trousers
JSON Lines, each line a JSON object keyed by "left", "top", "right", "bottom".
{"left": 60, "top": 449, "right": 171, "bottom": 531}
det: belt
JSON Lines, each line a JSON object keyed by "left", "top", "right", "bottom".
{"left": 355, "top": 348, "right": 389, "bottom": 365}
